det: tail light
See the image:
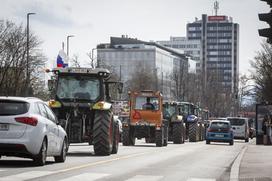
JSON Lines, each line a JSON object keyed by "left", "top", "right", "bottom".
{"left": 15, "top": 117, "right": 38, "bottom": 126}
{"left": 133, "top": 111, "right": 141, "bottom": 119}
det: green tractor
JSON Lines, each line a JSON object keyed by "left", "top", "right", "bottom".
{"left": 47, "top": 67, "right": 123, "bottom": 156}
{"left": 163, "top": 101, "right": 186, "bottom": 144}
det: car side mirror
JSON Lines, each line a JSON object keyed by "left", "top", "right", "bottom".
{"left": 48, "top": 79, "right": 55, "bottom": 91}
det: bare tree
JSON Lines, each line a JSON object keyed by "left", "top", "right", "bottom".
{"left": 71, "top": 54, "right": 81, "bottom": 67}
{"left": 0, "top": 20, "right": 47, "bottom": 97}
{"left": 126, "top": 62, "right": 157, "bottom": 92}
{"left": 251, "top": 41, "right": 272, "bottom": 102}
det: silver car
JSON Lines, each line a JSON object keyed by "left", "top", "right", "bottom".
{"left": 0, "top": 97, "right": 68, "bottom": 166}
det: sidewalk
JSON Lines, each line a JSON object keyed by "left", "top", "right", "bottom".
{"left": 239, "top": 139, "right": 272, "bottom": 180}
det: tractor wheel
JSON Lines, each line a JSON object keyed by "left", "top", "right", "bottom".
{"left": 189, "top": 122, "right": 197, "bottom": 142}
{"left": 173, "top": 123, "right": 183, "bottom": 144}
{"left": 182, "top": 123, "right": 186, "bottom": 143}
{"left": 202, "top": 125, "right": 206, "bottom": 141}
{"left": 163, "top": 124, "right": 168, "bottom": 146}
{"left": 122, "top": 127, "right": 130, "bottom": 146}
{"left": 112, "top": 122, "right": 119, "bottom": 154}
{"left": 156, "top": 129, "right": 164, "bottom": 147}
{"left": 93, "top": 110, "right": 114, "bottom": 156}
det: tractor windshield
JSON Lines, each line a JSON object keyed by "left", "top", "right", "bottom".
{"left": 163, "top": 104, "right": 176, "bottom": 118}
{"left": 56, "top": 75, "right": 100, "bottom": 101}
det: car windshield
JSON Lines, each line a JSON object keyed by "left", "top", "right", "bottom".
{"left": 56, "top": 75, "right": 100, "bottom": 101}
{"left": 228, "top": 118, "right": 245, "bottom": 126}
{"left": 210, "top": 122, "right": 230, "bottom": 129}
{"left": 0, "top": 100, "right": 29, "bottom": 116}
{"left": 134, "top": 96, "right": 159, "bottom": 110}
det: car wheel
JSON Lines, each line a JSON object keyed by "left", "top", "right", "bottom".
{"left": 206, "top": 140, "right": 210, "bottom": 144}
{"left": 34, "top": 138, "right": 47, "bottom": 166}
{"left": 229, "top": 140, "right": 234, "bottom": 145}
{"left": 245, "top": 137, "right": 249, "bottom": 142}
{"left": 55, "top": 138, "right": 67, "bottom": 163}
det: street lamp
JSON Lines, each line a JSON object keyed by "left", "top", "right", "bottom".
{"left": 66, "top": 35, "right": 74, "bottom": 57}
{"left": 26, "top": 12, "right": 35, "bottom": 96}
{"left": 91, "top": 47, "right": 97, "bottom": 68}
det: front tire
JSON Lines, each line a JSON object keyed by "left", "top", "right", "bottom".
{"left": 189, "top": 122, "right": 197, "bottom": 142}
{"left": 173, "top": 123, "right": 183, "bottom": 144}
{"left": 93, "top": 110, "right": 114, "bottom": 156}
{"left": 156, "top": 129, "right": 163, "bottom": 147}
{"left": 34, "top": 138, "right": 47, "bottom": 166}
{"left": 206, "top": 140, "right": 210, "bottom": 144}
{"left": 230, "top": 140, "right": 234, "bottom": 145}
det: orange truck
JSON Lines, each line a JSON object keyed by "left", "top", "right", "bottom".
{"left": 122, "top": 90, "right": 168, "bottom": 147}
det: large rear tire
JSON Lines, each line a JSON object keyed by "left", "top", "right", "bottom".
{"left": 189, "top": 122, "right": 197, "bottom": 142}
{"left": 93, "top": 110, "right": 114, "bottom": 156}
{"left": 173, "top": 123, "right": 183, "bottom": 144}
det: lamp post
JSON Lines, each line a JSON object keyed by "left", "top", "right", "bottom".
{"left": 91, "top": 47, "right": 97, "bottom": 68}
{"left": 26, "top": 12, "right": 35, "bottom": 96}
{"left": 66, "top": 35, "right": 74, "bottom": 57}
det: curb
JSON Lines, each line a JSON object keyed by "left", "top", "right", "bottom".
{"left": 229, "top": 145, "right": 247, "bottom": 181}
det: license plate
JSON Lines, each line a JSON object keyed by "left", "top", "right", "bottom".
{"left": 0, "top": 124, "right": 9, "bottom": 131}
{"left": 215, "top": 134, "right": 224, "bottom": 137}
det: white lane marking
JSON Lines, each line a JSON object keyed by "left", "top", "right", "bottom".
{"left": 125, "top": 175, "right": 163, "bottom": 181}
{"left": 230, "top": 146, "right": 247, "bottom": 181}
{"left": 59, "top": 173, "right": 109, "bottom": 181}
{"left": 187, "top": 179, "right": 216, "bottom": 181}
{"left": 0, "top": 171, "right": 54, "bottom": 181}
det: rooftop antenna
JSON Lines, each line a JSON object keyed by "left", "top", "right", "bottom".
{"left": 214, "top": 0, "right": 219, "bottom": 16}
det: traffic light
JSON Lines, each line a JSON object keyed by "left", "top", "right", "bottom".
{"left": 258, "top": 0, "right": 272, "bottom": 43}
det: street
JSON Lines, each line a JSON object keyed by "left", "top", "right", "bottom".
{"left": 0, "top": 140, "right": 248, "bottom": 181}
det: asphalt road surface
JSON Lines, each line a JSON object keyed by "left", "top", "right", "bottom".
{"left": 0, "top": 139, "right": 247, "bottom": 181}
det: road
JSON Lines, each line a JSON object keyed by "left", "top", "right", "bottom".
{"left": 0, "top": 140, "right": 247, "bottom": 181}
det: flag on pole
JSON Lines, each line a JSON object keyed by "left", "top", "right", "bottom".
{"left": 56, "top": 50, "right": 68, "bottom": 68}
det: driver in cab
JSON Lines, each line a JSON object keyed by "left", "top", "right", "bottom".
{"left": 74, "top": 80, "right": 91, "bottom": 99}
{"left": 142, "top": 97, "right": 155, "bottom": 110}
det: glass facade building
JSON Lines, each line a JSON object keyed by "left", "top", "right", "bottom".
{"left": 97, "top": 37, "right": 188, "bottom": 101}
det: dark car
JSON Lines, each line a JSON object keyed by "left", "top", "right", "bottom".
{"left": 206, "top": 120, "right": 234, "bottom": 145}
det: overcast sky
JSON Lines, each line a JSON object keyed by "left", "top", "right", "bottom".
{"left": 0, "top": 0, "right": 270, "bottom": 75}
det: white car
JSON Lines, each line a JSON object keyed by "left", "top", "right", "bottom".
{"left": 0, "top": 97, "right": 68, "bottom": 166}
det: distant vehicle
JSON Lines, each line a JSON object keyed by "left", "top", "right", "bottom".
{"left": 227, "top": 117, "right": 249, "bottom": 142}
{"left": 206, "top": 120, "right": 234, "bottom": 145}
{"left": 122, "top": 90, "right": 168, "bottom": 147}
{"left": 163, "top": 101, "right": 186, "bottom": 144}
{"left": 0, "top": 97, "right": 68, "bottom": 166}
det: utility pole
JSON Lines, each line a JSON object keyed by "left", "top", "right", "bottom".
{"left": 26, "top": 12, "right": 35, "bottom": 96}
{"left": 67, "top": 35, "right": 74, "bottom": 57}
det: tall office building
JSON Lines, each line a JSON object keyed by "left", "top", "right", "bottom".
{"left": 187, "top": 14, "right": 239, "bottom": 94}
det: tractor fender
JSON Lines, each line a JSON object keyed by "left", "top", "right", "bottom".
{"left": 92, "top": 101, "right": 112, "bottom": 110}
{"left": 187, "top": 115, "right": 198, "bottom": 123}
{"left": 171, "top": 115, "right": 183, "bottom": 123}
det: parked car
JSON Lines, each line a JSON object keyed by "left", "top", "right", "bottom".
{"left": 0, "top": 97, "right": 68, "bottom": 166}
{"left": 206, "top": 120, "right": 234, "bottom": 145}
{"left": 227, "top": 117, "right": 249, "bottom": 142}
